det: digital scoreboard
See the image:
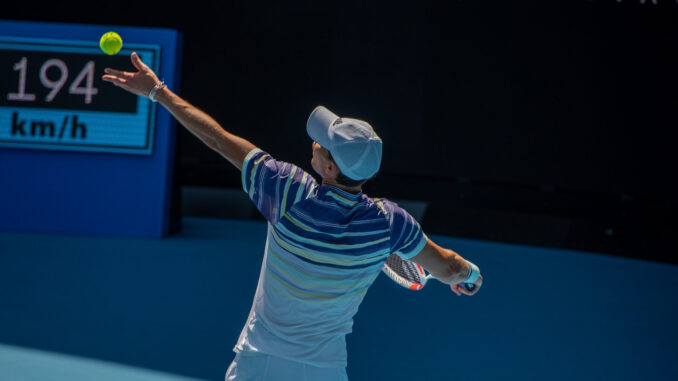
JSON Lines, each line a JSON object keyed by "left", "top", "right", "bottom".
{"left": 0, "top": 20, "right": 182, "bottom": 237}
{"left": 0, "top": 37, "right": 158, "bottom": 154}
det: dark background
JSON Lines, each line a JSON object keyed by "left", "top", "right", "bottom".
{"left": 5, "top": 0, "right": 677, "bottom": 263}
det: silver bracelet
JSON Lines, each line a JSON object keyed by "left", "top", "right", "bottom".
{"left": 148, "top": 81, "right": 166, "bottom": 102}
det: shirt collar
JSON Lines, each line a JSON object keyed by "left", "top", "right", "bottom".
{"left": 318, "top": 184, "right": 364, "bottom": 203}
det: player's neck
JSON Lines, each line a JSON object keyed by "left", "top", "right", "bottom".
{"left": 321, "top": 178, "right": 362, "bottom": 194}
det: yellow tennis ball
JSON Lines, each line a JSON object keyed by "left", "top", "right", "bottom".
{"left": 100, "top": 31, "right": 123, "bottom": 55}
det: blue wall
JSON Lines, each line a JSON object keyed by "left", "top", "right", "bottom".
{"left": 0, "top": 20, "right": 182, "bottom": 237}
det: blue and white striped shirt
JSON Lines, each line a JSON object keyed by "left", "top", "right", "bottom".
{"left": 234, "top": 148, "right": 427, "bottom": 367}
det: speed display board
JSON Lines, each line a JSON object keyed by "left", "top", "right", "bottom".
{"left": 0, "top": 37, "right": 158, "bottom": 154}
{"left": 0, "top": 20, "right": 182, "bottom": 238}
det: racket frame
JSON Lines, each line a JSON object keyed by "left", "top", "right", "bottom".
{"left": 382, "top": 256, "right": 429, "bottom": 290}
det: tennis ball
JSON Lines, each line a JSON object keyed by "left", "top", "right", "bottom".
{"left": 100, "top": 31, "right": 123, "bottom": 55}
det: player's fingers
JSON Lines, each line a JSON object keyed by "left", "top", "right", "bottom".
{"left": 467, "top": 283, "right": 480, "bottom": 295}
{"left": 102, "top": 76, "right": 132, "bottom": 92}
{"left": 102, "top": 74, "right": 119, "bottom": 83}
{"left": 102, "top": 74, "right": 125, "bottom": 84}
{"left": 460, "top": 283, "right": 478, "bottom": 295}
{"left": 450, "top": 284, "right": 461, "bottom": 296}
{"left": 130, "top": 52, "right": 142, "bottom": 70}
{"left": 104, "top": 68, "right": 133, "bottom": 78}
{"left": 131, "top": 52, "right": 149, "bottom": 71}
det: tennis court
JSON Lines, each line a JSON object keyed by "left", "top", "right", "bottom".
{"left": 1, "top": 217, "right": 675, "bottom": 380}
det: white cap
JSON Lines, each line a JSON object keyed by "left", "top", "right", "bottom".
{"left": 306, "top": 106, "right": 383, "bottom": 180}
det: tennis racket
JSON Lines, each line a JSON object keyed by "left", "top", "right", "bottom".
{"left": 382, "top": 253, "right": 476, "bottom": 292}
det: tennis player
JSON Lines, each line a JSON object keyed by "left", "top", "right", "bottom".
{"left": 103, "top": 52, "right": 483, "bottom": 381}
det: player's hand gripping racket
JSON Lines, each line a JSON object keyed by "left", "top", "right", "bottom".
{"left": 382, "top": 254, "right": 476, "bottom": 292}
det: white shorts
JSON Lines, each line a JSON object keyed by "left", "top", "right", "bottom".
{"left": 225, "top": 352, "right": 348, "bottom": 381}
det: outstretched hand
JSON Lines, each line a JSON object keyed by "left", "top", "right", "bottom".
{"left": 102, "top": 52, "right": 161, "bottom": 98}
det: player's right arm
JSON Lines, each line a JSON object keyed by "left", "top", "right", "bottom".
{"left": 102, "top": 52, "right": 255, "bottom": 170}
{"left": 410, "top": 238, "right": 483, "bottom": 296}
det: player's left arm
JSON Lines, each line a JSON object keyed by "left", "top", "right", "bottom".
{"left": 154, "top": 87, "right": 255, "bottom": 170}
{"left": 102, "top": 52, "right": 255, "bottom": 170}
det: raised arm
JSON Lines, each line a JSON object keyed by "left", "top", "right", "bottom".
{"left": 410, "top": 238, "right": 483, "bottom": 296}
{"left": 102, "top": 52, "right": 255, "bottom": 170}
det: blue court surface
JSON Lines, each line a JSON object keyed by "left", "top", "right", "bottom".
{"left": 1, "top": 217, "right": 676, "bottom": 381}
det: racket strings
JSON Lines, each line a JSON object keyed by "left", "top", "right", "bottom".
{"left": 385, "top": 254, "right": 423, "bottom": 284}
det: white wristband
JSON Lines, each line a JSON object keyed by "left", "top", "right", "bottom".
{"left": 148, "top": 81, "right": 166, "bottom": 102}
{"left": 465, "top": 261, "right": 480, "bottom": 283}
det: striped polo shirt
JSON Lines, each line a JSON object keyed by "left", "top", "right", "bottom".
{"left": 234, "top": 148, "right": 427, "bottom": 368}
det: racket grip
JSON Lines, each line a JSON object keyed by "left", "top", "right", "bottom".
{"left": 462, "top": 282, "right": 476, "bottom": 292}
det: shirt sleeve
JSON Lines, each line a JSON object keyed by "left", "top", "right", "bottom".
{"left": 379, "top": 199, "right": 428, "bottom": 260}
{"left": 241, "top": 148, "right": 317, "bottom": 225}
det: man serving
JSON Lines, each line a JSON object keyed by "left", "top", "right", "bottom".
{"left": 103, "top": 52, "right": 483, "bottom": 381}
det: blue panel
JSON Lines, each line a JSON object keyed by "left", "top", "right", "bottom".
{"left": 0, "top": 20, "right": 182, "bottom": 237}
{"left": 0, "top": 37, "right": 159, "bottom": 155}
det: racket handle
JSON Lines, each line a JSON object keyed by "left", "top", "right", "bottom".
{"left": 462, "top": 282, "right": 476, "bottom": 292}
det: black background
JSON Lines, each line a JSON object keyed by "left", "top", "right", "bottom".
{"left": 4, "top": 0, "right": 677, "bottom": 263}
